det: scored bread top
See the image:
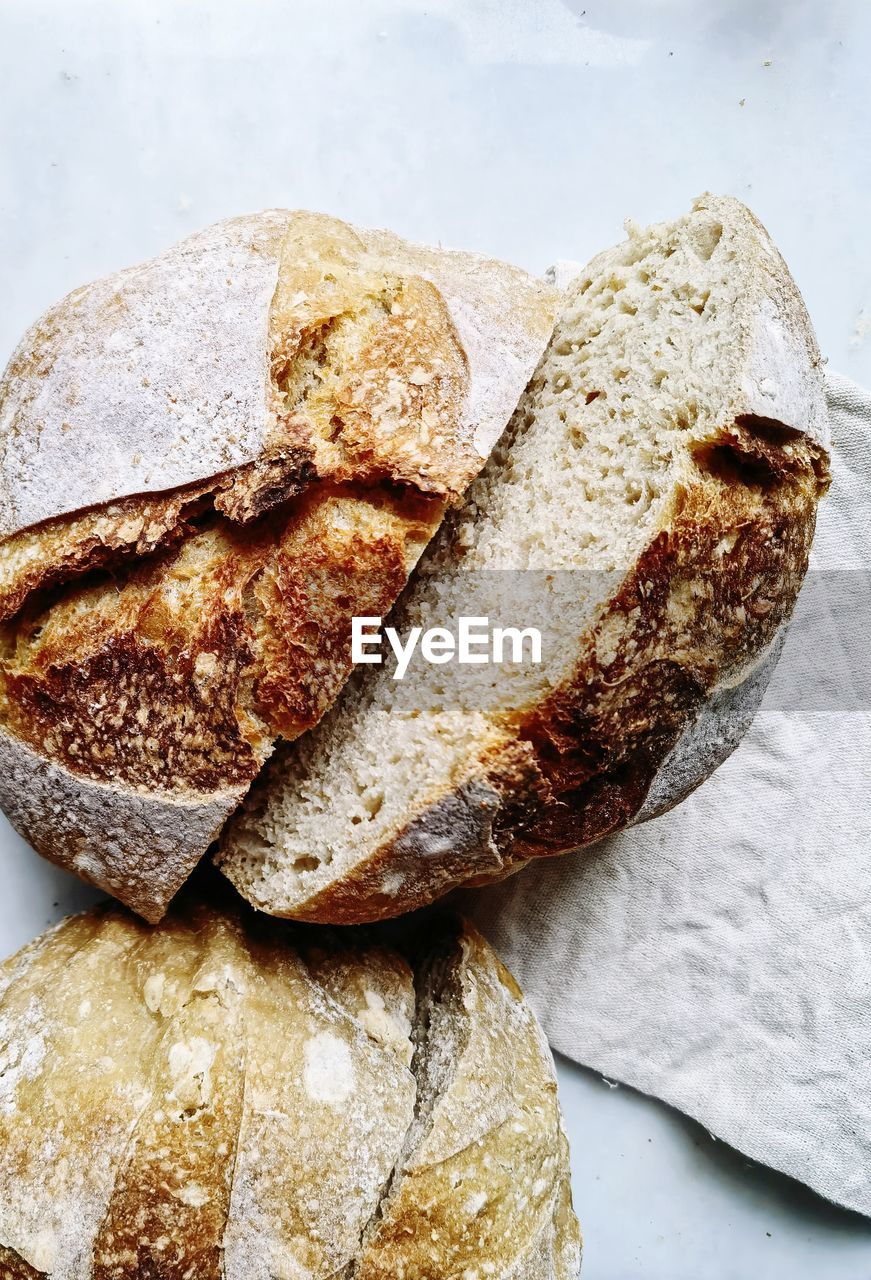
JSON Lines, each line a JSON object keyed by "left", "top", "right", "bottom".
{"left": 0, "top": 897, "right": 581, "bottom": 1280}
{"left": 0, "top": 209, "right": 556, "bottom": 543}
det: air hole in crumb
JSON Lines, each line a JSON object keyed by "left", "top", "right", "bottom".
{"left": 691, "top": 441, "right": 779, "bottom": 489}
{"left": 293, "top": 855, "right": 321, "bottom": 873}
{"left": 364, "top": 793, "right": 384, "bottom": 820}
{"left": 585, "top": 390, "right": 603, "bottom": 405}
{"left": 692, "top": 219, "right": 723, "bottom": 261}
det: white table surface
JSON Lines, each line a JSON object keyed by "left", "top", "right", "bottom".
{"left": 2, "top": 3, "right": 871, "bottom": 1276}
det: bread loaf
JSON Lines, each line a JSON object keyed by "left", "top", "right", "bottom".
{"left": 0, "top": 893, "right": 581, "bottom": 1279}
{"left": 219, "top": 195, "right": 830, "bottom": 923}
{"left": 0, "top": 212, "right": 557, "bottom": 920}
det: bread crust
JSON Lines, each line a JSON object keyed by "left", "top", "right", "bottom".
{"left": 0, "top": 901, "right": 580, "bottom": 1279}
{"left": 221, "top": 196, "right": 830, "bottom": 925}
{"left": 0, "top": 211, "right": 554, "bottom": 542}
{"left": 0, "top": 730, "right": 239, "bottom": 921}
{"left": 496, "top": 437, "right": 823, "bottom": 865}
{"left": 353, "top": 921, "right": 581, "bottom": 1280}
{"left": 0, "top": 212, "right": 556, "bottom": 918}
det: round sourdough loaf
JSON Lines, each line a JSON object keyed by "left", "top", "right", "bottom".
{"left": 0, "top": 212, "right": 557, "bottom": 920}
{"left": 0, "top": 894, "right": 580, "bottom": 1280}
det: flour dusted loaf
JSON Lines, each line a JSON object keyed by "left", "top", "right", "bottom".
{"left": 221, "top": 195, "right": 830, "bottom": 923}
{"left": 0, "top": 894, "right": 580, "bottom": 1280}
{"left": 0, "top": 212, "right": 556, "bottom": 920}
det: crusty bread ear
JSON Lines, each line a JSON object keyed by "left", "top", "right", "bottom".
{"left": 0, "top": 900, "right": 580, "bottom": 1280}
{"left": 219, "top": 195, "right": 830, "bottom": 924}
{"left": 0, "top": 211, "right": 556, "bottom": 920}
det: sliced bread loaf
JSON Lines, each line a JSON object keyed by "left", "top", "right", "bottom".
{"left": 0, "top": 212, "right": 556, "bottom": 920}
{"left": 219, "top": 195, "right": 830, "bottom": 923}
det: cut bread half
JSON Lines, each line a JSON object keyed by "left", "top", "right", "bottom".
{"left": 0, "top": 211, "right": 556, "bottom": 920}
{"left": 219, "top": 195, "right": 830, "bottom": 923}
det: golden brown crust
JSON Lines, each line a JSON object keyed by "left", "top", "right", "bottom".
{"left": 245, "top": 486, "right": 441, "bottom": 742}
{"left": 0, "top": 900, "right": 579, "bottom": 1279}
{"left": 267, "top": 261, "right": 473, "bottom": 498}
{"left": 0, "top": 1245, "right": 43, "bottom": 1280}
{"left": 0, "top": 483, "right": 213, "bottom": 624}
{"left": 496, "top": 427, "right": 827, "bottom": 864}
{"left": 354, "top": 923, "right": 582, "bottom": 1280}
{"left": 90, "top": 913, "right": 247, "bottom": 1280}
{"left": 0, "top": 485, "right": 434, "bottom": 799}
